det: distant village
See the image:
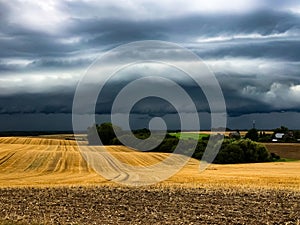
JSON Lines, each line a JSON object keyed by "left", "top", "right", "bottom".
{"left": 229, "top": 122, "right": 300, "bottom": 143}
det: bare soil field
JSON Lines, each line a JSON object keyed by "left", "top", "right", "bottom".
{"left": 0, "top": 136, "right": 299, "bottom": 224}
{"left": 264, "top": 143, "right": 300, "bottom": 160}
{"left": 0, "top": 186, "right": 299, "bottom": 225}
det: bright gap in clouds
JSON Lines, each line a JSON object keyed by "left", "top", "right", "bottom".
{"left": 6, "top": 0, "right": 68, "bottom": 34}
{"left": 196, "top": 29, "right": 300, "bottom": 43}
{"left": 0, "top": 71, "right": 79, "bottom": 95}
{"left": 138, "top": 0, "right": 259, "bottom": 15}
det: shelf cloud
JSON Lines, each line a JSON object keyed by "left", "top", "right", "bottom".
{"left": 0, "top": 0, "right": 300, "bottom": 130}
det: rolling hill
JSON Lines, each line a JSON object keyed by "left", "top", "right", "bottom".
{"left": 0, "top": 136, "right": 299, "bottom": 190}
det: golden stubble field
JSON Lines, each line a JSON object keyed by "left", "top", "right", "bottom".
{"left": 0, "top": 136, "right": 299, "bottom": 191}
{"left": 0, "top": 136, "right": 300, "bottom": 224}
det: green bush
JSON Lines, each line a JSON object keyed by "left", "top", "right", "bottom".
{"left": 213, "top": 139, "right": 271, "bottom": 164}
{"left": 214, "top": 143, "right": 245, "bottom": 164}
{"left": 193, "top": 138, "right": 272, "bottom": 164}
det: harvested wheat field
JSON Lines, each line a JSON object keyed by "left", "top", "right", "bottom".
{"left": 0, "top": 136, "right": 299, "bottom": 189}
{"left": 0, "top": 136, "right": 299, "bottom": 224}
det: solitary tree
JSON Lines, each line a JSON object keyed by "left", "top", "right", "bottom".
{"left": 87, "top": 123, "right": 122, "bottom": 145}
{"left": 273, "top": 126, "right": 289, "bottom": 135}
{"left": 245, "top": 128, "right": 259, "bottom": 141}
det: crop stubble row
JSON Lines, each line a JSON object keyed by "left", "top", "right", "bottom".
{"left": 0, "top": 186, "right": 299, "bottom": 225}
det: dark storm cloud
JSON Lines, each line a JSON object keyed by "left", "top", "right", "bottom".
{"left": 67, "top": 10, "right": 300, "bottom": 48}
{"left": 0, "top": 91, "right": 74, "bottom": 115}
{"left": 1, "top": 6, "right": 300, "bottom": 61}
{"left": 0, "top": 61, "right": 25, "bottom": 72}
{"left": 194, "top": 39, "right": 300, "bottom": 61}
{"left": 0, "top": 34, "right": 81, "bottom": 59}
{"left": 1, "top": 77, "right": 298, "bottom": 118}
{"left": 0, "top": 0, "right": 300, "bottom": 130}
{"left": 27, "top": 57, "right": 92, "bottom": 70}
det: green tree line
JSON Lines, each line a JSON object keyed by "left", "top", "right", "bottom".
{"left": 87, "top": 123, "right": 277, "bottom": 164}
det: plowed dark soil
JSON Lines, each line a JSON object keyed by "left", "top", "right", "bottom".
{"left": 0, "top": 186, "right": 299, "bottom": 225}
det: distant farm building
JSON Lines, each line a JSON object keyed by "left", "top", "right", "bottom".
{"left": 275, "top": 133, "right": 285, "bottom": 139}
{"left": 272, "top": 133, "right": 285, "bottom": 142}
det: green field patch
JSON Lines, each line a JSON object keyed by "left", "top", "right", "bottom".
{"left": 169, "top": 132, "right": 209, "bottom": 140}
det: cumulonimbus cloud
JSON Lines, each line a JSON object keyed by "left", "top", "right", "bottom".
{"left": 0, "top": 0, "right": 300, "bottom": 130}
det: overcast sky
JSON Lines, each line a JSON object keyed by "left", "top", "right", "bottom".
{"left": 0, "top": 0, "right": 300, "bottom": 131}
